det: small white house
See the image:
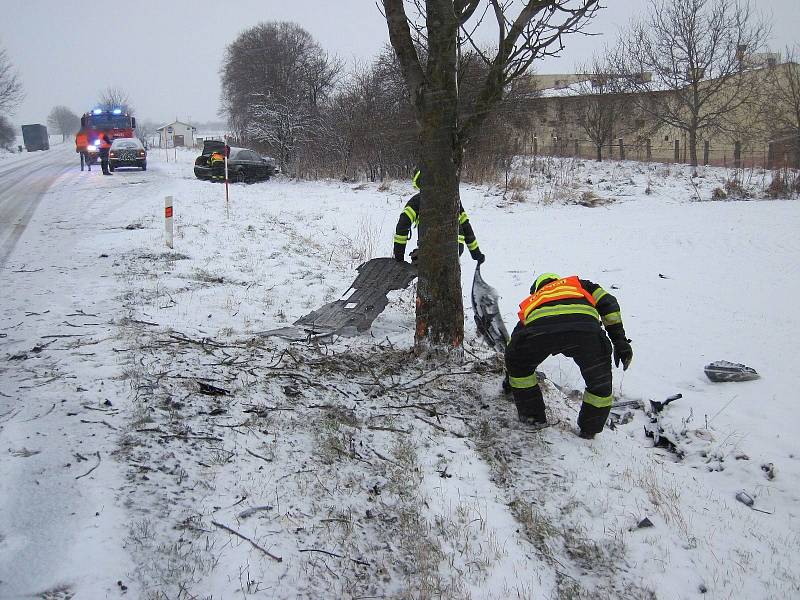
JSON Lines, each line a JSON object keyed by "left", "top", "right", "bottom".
{"left": 156, "top": 121, "right": 197, "bottom": 148}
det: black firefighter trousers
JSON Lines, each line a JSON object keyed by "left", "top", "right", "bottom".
{"left": 505, "top": 328, "right": 613, "bottom": 435}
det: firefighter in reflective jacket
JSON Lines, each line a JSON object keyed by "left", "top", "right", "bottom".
{"left": 393, "top": 169, "right": 485, "bottom": 264}
{"left": 210, "top": 150, "right": 225, "bottom": 181}
{"left": 505, "top": 273, "right": 633, "bottom": 439}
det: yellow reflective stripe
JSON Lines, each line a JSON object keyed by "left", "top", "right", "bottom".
{"left": 457, "top": 235, "right": 465, "bottom": 244}
{"left": 583, "top": 390, "right": 613, "bottom": 408}
{"left": 535, "top": 289, "right": 586, "bottom": 302}
{"left": 458, "top": 211, "right": 468, "bottom": 225}
{"left": 524, "top": 304, "right": 600, "bottom": 325}
{"left": 403, "top": 206, "right": 418, "bottom": 224}
{"left": 592, "top": 288, "right": 608, "bottom": 302}
{"left": 393, "top": 234, "right": 409, "bottom": 244}
{"left": 467, "top": 239, "right": 479, "bottom": 251}
{"left": 602, "top": 311, "right": 622, "bottom": 326}
{"left": 509, "top": 373, "right": 538, "bottom": 389}
{"left": 412, "top": 170, "right": 421, "bottom": 190}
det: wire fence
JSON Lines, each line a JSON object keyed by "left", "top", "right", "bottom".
{"left": 524, "top": 136, "right": 800, "bottom": 170}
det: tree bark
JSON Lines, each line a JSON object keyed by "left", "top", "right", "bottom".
{"left": 414, "top": 1, "right": 464, "bottom": 348}
{"left": 689, "top": 128, "right": 698, "bottom": 167}
{"left": 596, "top": 145, "right": 602, "bottom": 162}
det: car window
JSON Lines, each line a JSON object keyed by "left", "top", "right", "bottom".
{"left": 240, "top": 150, "right": 256, "bottom": 161}
{"left": 112, "top": 139, "right": 142, "bottom": 149}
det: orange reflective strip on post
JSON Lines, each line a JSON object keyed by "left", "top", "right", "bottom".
{"left": 165, "top": 196, "right": 174, "bottom": 249}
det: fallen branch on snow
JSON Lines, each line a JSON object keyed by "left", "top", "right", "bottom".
{"left": 75, "top": 451, "right": 101, "bottom": 479}
{"left": 211, "top": 520, "right": 282, "bottom": 562}
{"left": 298, "top": 547, "right": 370, "bottom": 567}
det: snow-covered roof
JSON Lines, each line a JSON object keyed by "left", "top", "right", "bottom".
{"left": 538, "top": 81, "right": 589, "bottom": 98}
{"left": 156, "top": 121, "right": 197, "bottom": 131}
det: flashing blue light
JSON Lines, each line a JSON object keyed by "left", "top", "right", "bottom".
{"left": 93, "top": 109, "right": 102, "bottom": 115}
{"left": 112, "top": 109, "right": 122, "bottom": 115}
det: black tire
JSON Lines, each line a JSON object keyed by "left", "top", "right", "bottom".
{"left": 235, "top": 169, "right": 247, "bottom": 183}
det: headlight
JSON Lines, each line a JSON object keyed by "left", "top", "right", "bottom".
{"left": 87, "top": 145, "right": 97, "bottom": 152}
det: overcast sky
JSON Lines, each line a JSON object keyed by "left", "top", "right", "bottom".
{"left": 3, "top": 0, "right": 798, "bottom": 127}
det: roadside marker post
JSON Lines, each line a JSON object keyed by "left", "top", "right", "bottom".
{"left": 224, "top": 141, "right": 230, "bottom": 217}
{"left": 165, "top": 196, "right": 174, "bottom": 248}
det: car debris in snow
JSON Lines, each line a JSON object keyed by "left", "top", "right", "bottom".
{"left": 471, "top": 264, "right": 510, "bottom": 353}
{"left": 704, "top": 360, "right": 759, "bottom": 382}
{"left": 259, "top": 258, "right": 417, "bottom": 340}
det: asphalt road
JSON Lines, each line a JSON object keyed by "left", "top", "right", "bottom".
{"left": 0, "top": 145, "right": 76, "bottom": 270}
{"left": 0, "top": 143, "right": 138, "bottom": 598}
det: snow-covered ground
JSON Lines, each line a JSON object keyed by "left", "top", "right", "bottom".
{"left": 0, "top": 148, "right": 798, "bottom": 599}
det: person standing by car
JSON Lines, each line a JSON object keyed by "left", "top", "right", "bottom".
{"left": 75, "top": 129, "right": 91, "bottom": 172}
{"left": 98, "top": 133, "right": 113, "bottom": 175}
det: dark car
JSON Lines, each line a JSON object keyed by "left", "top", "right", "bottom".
{"left": 194, "top": 140, "right": 275, "bottom": 183}
{"left": 109, "top": 137, "right": 147, "bottom": 171}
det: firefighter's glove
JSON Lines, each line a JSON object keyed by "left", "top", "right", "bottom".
{"left": 474, "top": 251, "right": 486, "bottom": 265}
{"left": 613, "top": 338, "right": 633, "bottom": 370}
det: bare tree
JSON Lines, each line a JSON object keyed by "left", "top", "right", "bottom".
{"left": 47, "top": 105, "right": 80, "bottom": 141}
{"left": 0, "top": 45, "right": 24, "bottom": 116}
{"left": 0, "top": 114, "right": 15, "bottom": 149}
{"left": 97, "top": 86, "right": 134, "bottom": 114}
{"left": 615, "top": 0, "right": 769, "bottom": 166}
{"left": 572, "top": 58, "right": 634, "bottom": 161}
{"left": 322, "top": 53, "right": 415, "bottom": 180}
{"left": 135, "top": 119, "right": 158, "bottom": 147}
{"left": 383, "top": 0, "right": 599, "bottom": 348}
{"left": 220, "top": 22, "right": 341, "bottom": 174}
{"left": 764, "top": 46, "right": 800, "bottom": 167}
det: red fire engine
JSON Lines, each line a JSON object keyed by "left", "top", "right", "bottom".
{"left": 75, "top": 109, "right": 136, "bottom": 169}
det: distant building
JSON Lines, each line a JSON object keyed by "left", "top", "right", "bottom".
{"left": 521, "top": 61, "right": 799, "bottom": 167}
{"left": 156, "top": 121, "right": 197, "bottom": 148}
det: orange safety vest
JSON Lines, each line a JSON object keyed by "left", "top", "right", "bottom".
{"left": 98, "top": 136, "right": 111, "bottom": 150}
{"left": 76, "top": 131, "right": 88, "bottom": 151}
{"left": 517, "top": 276, "right": 596, "bottom": 323}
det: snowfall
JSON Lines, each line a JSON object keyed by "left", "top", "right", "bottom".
{"left": 0, "top": 142, "right": 798, "bottom": 600}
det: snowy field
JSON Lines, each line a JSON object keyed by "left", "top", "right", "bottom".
{"left": 1, "top": 147, "right": 798, "bottom": 599}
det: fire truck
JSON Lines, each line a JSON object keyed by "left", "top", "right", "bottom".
{"left": 75, "top": 109, "right": 136, "bottom": 169}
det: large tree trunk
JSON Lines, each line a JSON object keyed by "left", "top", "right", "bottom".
{"left": 596, "top": 145, "right": 602, "bottom": 162}
{"left": 414, "top": 1, "right": 463, "bottom": 348}
{"left": 689, "top": 128, "right": 698, "bottom": 167}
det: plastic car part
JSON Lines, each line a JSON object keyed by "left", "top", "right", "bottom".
{"left": 260, "top": 258, "right": 417, "bottom": 341}
{"left": 704, "top": 361, "right": 759, "bottom": 382}
{"left": 471, "top": 264, "right": 510, "bottom": 353}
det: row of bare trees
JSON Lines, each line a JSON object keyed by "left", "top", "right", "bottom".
{"left": 561, "top": 0, "right": 800, "bottom": 168}
{"left": 220, "top": 24, "right": 539, "bottom": 184}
